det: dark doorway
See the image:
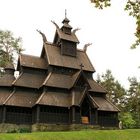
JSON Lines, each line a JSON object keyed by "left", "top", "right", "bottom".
{"left": 81, "top": 97, "right": 90, "bottom": 124}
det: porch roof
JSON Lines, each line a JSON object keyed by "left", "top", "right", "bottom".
{"left": 90, "top": 96, "right": 119, "bottom": 112}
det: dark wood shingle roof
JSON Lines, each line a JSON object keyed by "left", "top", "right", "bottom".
{"left": 13, "top": 73, "right": 46, "bottom": 88}
{"left": 0, "top": 89, "right": 12, "bottom": 105}
{"left": 56, "top": 29, "right": 79, "bottom": 43}
{"left": 0, "top": 74, "right": 15, "bottom": 87}
{"left": 36, "top": 91, "right": 71, "bottom": 107}
{"left": 5, "top": 90, "right": 39, "bottom": 107}
{"left": 43, "top": 72, "right": 78, "bottom": 89}
{"left": 36, "top": 88, "right": 87, "bottom": 107}
{"left": 90, "top": 96, "right": 119, "bottom": 112}
{"left": 44, "top": 43, "right": 95, "bottom": 72}
{"left": 88, "top": 79, "right": 107, "bottom": 93}
{"left": 19, "top": 54, "right": 47, "bottom": 70}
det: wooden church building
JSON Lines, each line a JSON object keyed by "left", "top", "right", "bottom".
{"left": 0, "top": 15, "right": 119, "bottom": 131}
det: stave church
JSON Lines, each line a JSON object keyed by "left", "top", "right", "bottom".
{"left": 0, "top": 15, "right": 119, "bottom": 131}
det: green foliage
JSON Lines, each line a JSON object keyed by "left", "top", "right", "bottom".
{"left": 6, "top": 127, "right": 31, "bottom": 133}
{"left": 97, "top": 70, "right": 140, "bottom": 128}
{"left": 125, "top": 0, "right": 140, "bottom": 48}
{"left": 0, "top": 30, "right": 23, "bottom": 68}
{"left": 90, "top": 0, "right": 111, "bottom": 9}
{"left": 90, "top": 0, "right": 140, "bottom": 48}
{"left": 18, "top": 128, "right": 31, "bottom": 133}
{"left": 126, "top": 77, "right": 140, "bottom": 128}
{"left": 120, "top": 112, "right": 136, "bottom": 128}
{"left": 97, "top": 70, "right": 126, "bottom": 109}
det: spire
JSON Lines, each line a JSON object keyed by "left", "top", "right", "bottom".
{"left": 62, "top": 9, "right": 70, "bottom": 24}
{"left": 65, "top": 9, "right": 67, "bottom": 18}
{"left": 61, "top": 10, "right": 72, "bottom": 34}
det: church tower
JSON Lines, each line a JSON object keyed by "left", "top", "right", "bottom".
{"left": 53, "top": 12, "right": 79, "bottom": 57}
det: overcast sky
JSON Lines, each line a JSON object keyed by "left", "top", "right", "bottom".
{"left": 0, "top": 0, "right": 140, "bottom": 88}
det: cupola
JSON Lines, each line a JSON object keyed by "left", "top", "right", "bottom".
{"left": 53, "top": 11, "right": 79, "bottom": 57}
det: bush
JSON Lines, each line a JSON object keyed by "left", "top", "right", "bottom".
{"left": 18, "top": 128, "right": 31, "bottom": 133}
{"left": 7, "top": 127, "right": 31, "bottom": 133}
{"left": 120, "top": 112, "right": 136, "bottom": 129}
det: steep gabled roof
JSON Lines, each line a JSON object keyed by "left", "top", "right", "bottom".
{"left": 18, "top": 54, "right": 47, "bottom": 70}
{"left": 72, "top": 70, "right": 90, "bottom": 88}
{"left": 71, "top": 88, "right": 87, "bottom": 106}
{"left": 13, "top": 72, "right": 46, "bottom": 88}
{"left": 56, "top": 29, "right": 79, "bottom": 43}
{"left": 44, "top": 43, "right": 95, "bottom": 72}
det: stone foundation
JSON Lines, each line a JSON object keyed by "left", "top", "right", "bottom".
{"left": 32, "top": 123, "right": 100, "bottom": 131}
{"left": 0, "top": 123, "right": 118, "bottom": 132}
{"left": 0, "top": 123, "right": 31, "bottom": 133}
{"left": 32, "top": 123, "right": 70, "bottom": 131}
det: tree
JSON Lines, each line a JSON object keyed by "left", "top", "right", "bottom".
{"left": 90, "top": 0, "right": 140, "bottom": 48}
{"left": 126, "top": 77, "right": 140, "bottom": 128}
{"left": 120, "top": 112, "right": 136, "bottom": 128}
{"left": 97, "top": 70, "right": 126, "bottom": 108}
{"left": 96, "top": 70, "right": 140, "bottom": 128}
{"left": 0, "top": 30, "right": 23, "bottom": 69}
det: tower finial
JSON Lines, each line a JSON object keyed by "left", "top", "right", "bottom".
{"left": 65, "top": 9, "right": 67, "bottom": 18}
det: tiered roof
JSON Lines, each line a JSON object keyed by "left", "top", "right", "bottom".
{"left": 44, "top": 43, "right": 95, "bottom": 71}
{"left": 0, "top": 16, "right": 119, "bottom": 112}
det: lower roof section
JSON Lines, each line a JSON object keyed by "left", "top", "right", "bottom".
{"left": 4, "top": 90, "right": 39, "bottom": 108}
{"left": 36, "top": 91, "right": 71, "bottom": 107}
{"left": 0, "top": 74, "right": 15, "bottom": 87}
{"left": 43, "top": 73, "right": 73, "bottom": 89}
{"left": 0, "top": 89, "right": 12, "bottom": 105}
{"left": 90, "top": 96, "right": 119, "bottom": 112}
{"left": 36, "top": 87, "right": 88, "bottom": 108}
{"left": 13, "top": 72, "right": 46, "bottom": 89}
{"left": 0, "top": 87, "right": 119, "bottom": 112}
{"left": 88, "top": 79, "right": 107, "bottom": 93}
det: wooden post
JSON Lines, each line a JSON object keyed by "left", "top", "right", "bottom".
{"left": 68, "top": 107, "right": 71, "bottom": 124}
{"left": 80, "top": 107, "right": 82, "bottom": 124}
{"left": 36, "top": 106, "right": 40, "bottom": 123}
{"left": 89, "top": 106, "right": 91, "bottom": 124}
{"left": 95, "top": 109, "right": 98, "bottom": 125}
{"left": 72, "top": 106, "right": 75, "bottom": 123}
{"left": 2, "top": 106, "right": 6, "bottom": 123}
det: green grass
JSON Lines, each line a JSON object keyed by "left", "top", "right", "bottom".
{"left": 0, "top": 129, "right": 139, "bottom": 140}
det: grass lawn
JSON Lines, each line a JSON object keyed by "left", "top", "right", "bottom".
{"left": 0, "top": 129, "right": 139, "bottom": 140}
